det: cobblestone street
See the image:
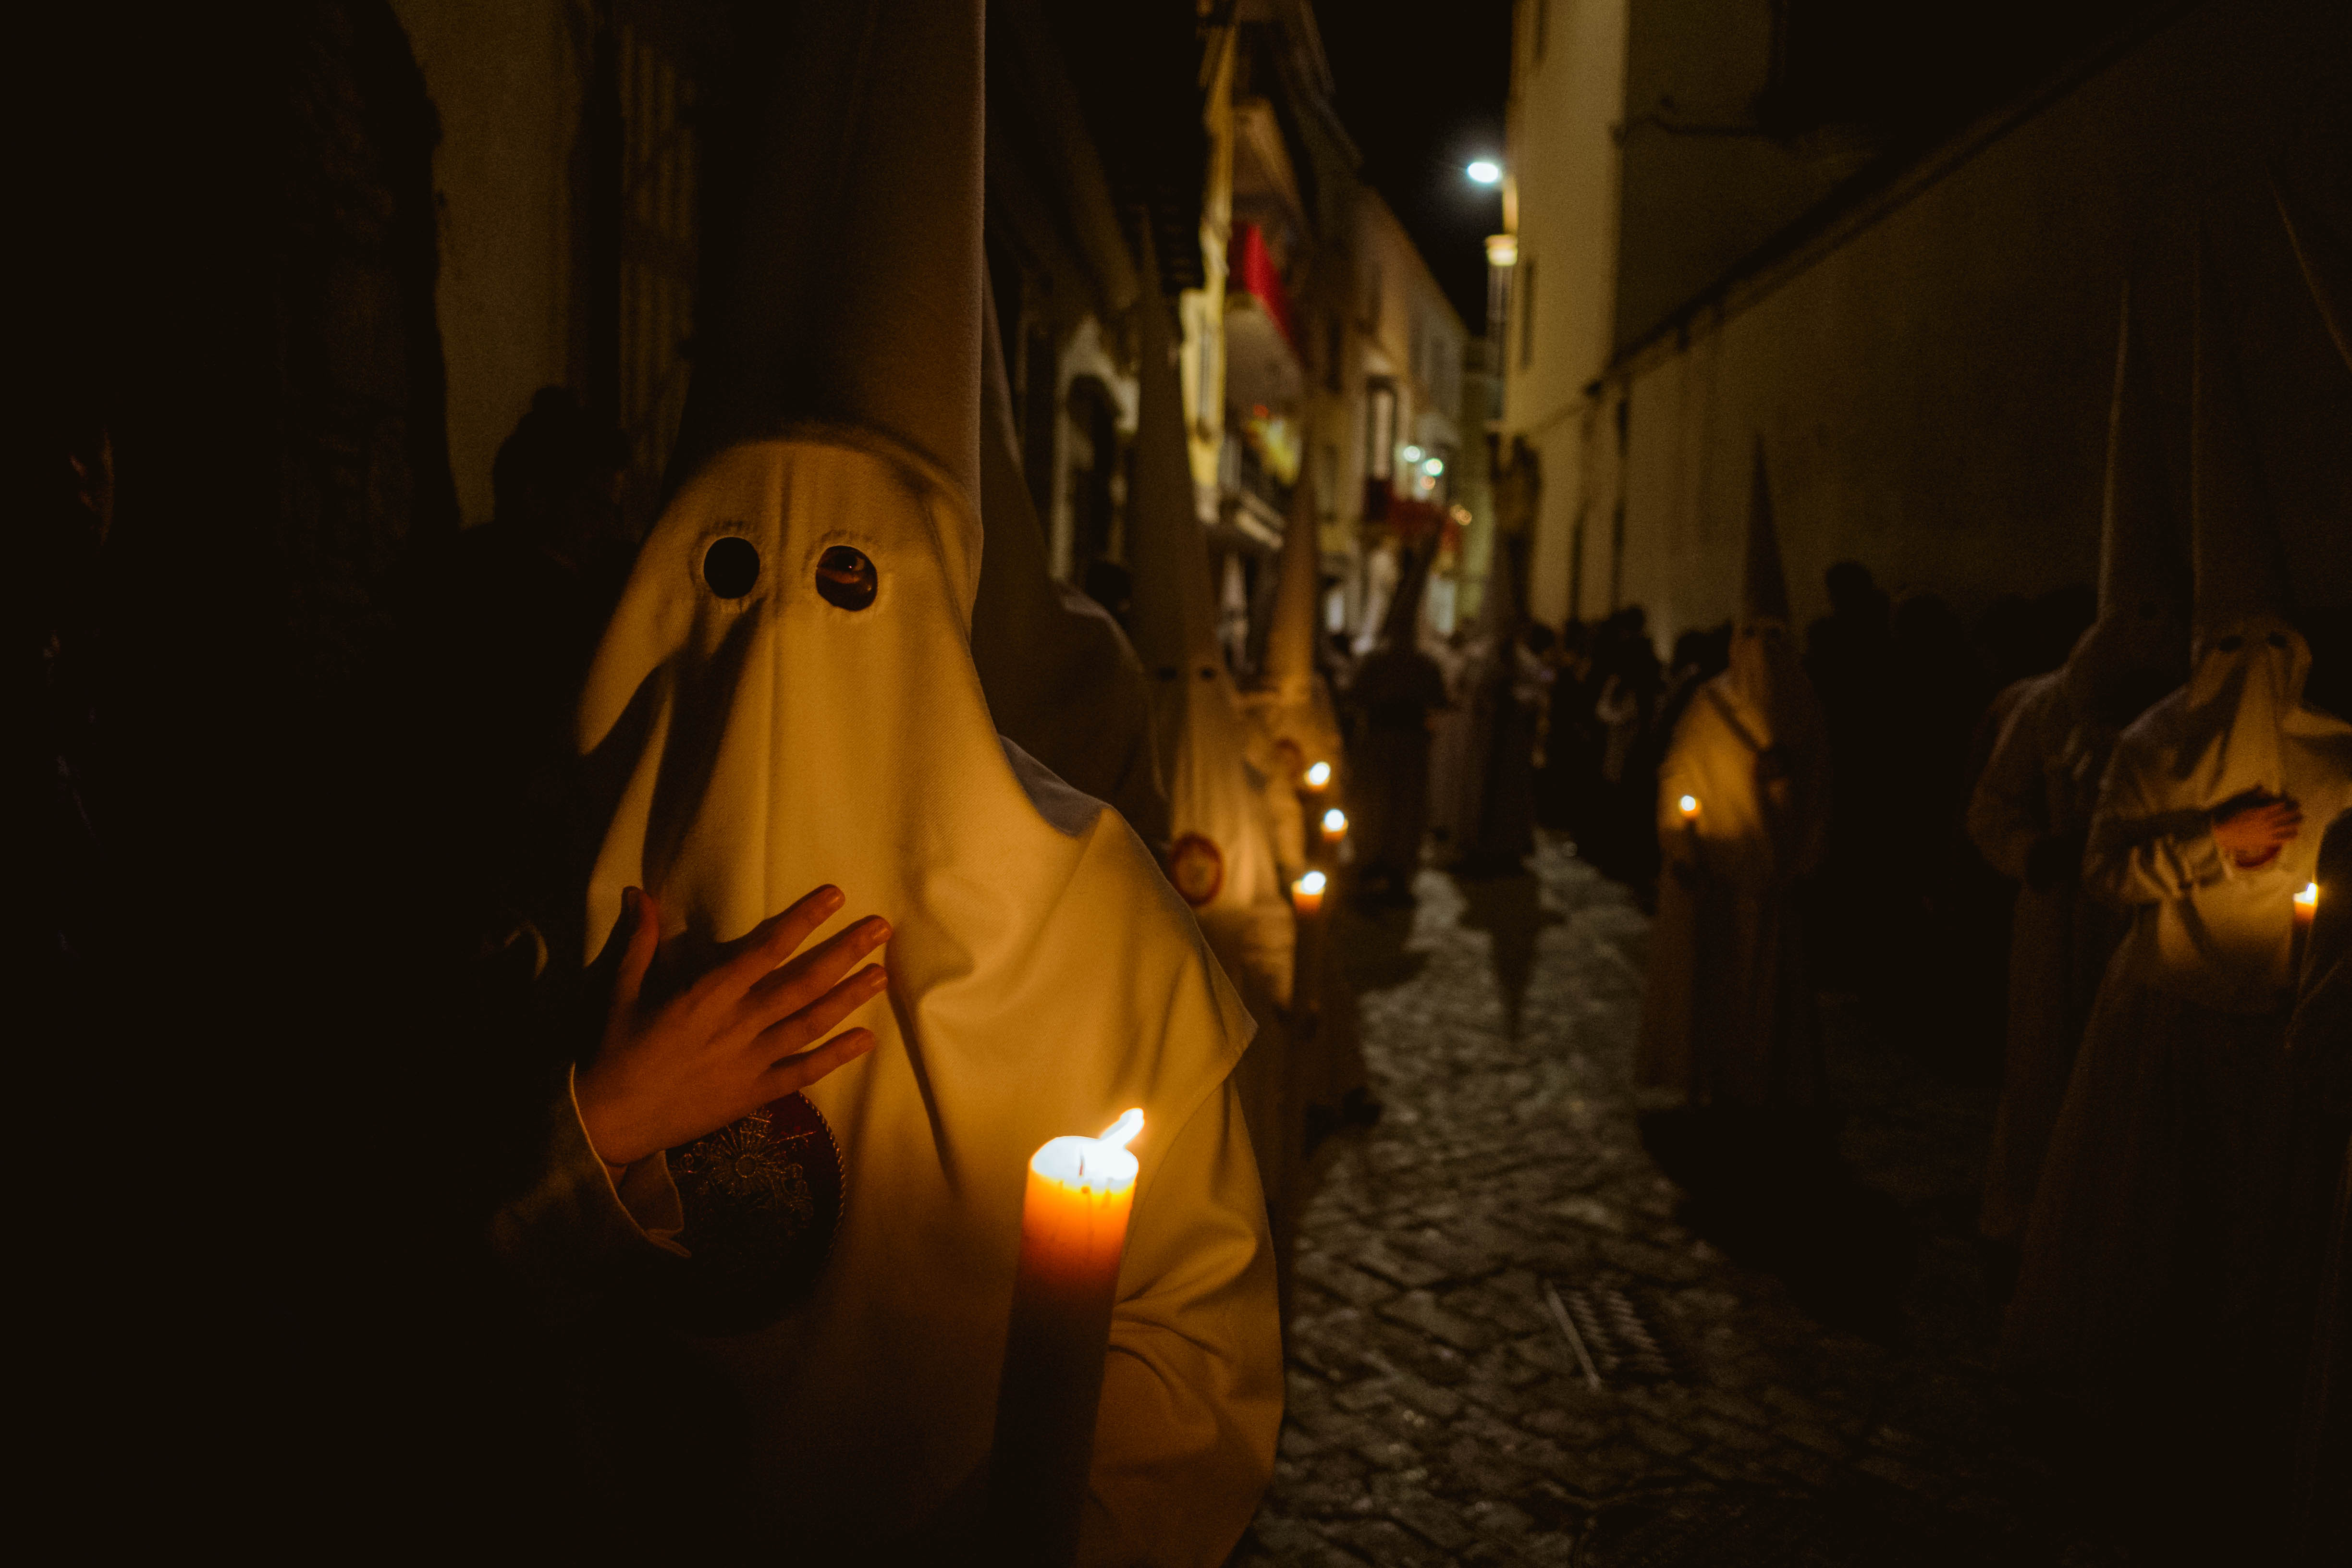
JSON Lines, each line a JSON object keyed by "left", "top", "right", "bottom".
{"left": 1234, "top": 836, "right": 2145, "bottom": 1568}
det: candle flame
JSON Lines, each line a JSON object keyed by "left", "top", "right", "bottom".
{"left": 1296, "top": 870, "right": 1327, "bottom": 896}
{"left": 1099, "top": 1107, "right": 1145, "bottom": 1150}
{"left": 1678, "top": 794, "right": 1700, "bottom": 817}
{"left": 1304, "top": 761, "right": 1332, "bottom": 789}
{"left": 2296, "top": 881, "right": 2319, "bottom": 909}
{"left": 1323, "top": 808, "right": 1348, "bottom": 836}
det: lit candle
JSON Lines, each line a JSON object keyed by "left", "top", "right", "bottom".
{"left": 1321, "top": 807, "right": 1349, "bottom": 844}
{"left": 1677, "top": 794, "right": 1701, "bottom": 822}
{"left": 1304, "top": 760, "right": 1333, "bottom": 791}
{"left": 989, "top": 1109, "right": 1145, "bottom": 1565}
{"left": 2295, "top": 881, "right": 2319, "bottom": 930}
{"left": 1292, "top": 869, "right": 1327, "bottom": 915}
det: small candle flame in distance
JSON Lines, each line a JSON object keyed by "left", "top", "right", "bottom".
{"left": 1323, "top": 808, "right": 1348, "bottom": 836}
{"left": 1304, "top": 761, "right": 1332, "bottom": 789}
{"left": 2296, "top": 881, "right": 2319, "bottom": 910}
{"left": 1296, "top": 870, "right": 1327, "bottom": 896}
{"left": 1678, "top": 794, "right": 1700, "bottom": 817}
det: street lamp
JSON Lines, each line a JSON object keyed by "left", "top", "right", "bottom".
{"left": 1466, "top": 159, "right": 1502, "bottom": 185}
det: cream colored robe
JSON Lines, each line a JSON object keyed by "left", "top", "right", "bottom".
{"left": 1965, "top": 669, "right": 2132, "bottom": 1243}
{"left": 2005, "top": 625, "right": 2352, "bottom": 1405}
{"left": 510, "top": 435, "right": 1281, "bottom": 1565}
{"left": 1123, "top": 281, "right": 1303, "bottom": 1317}
{"left": 1638, "top": 635, "right": 1830, "bottom": 1107}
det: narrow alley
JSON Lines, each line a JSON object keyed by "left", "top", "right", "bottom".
{"left": 1239, "top": 838, "right": 2142, "bottom": 1568}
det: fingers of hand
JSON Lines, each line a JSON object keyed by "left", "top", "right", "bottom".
{"left": 610, "top": 886, "right": 661, "bottom": 1015}
{"left": 756, "top": 962, "right": 888, "bottom": 1052}
{"left": 711, "top": 885, "right": 846, "bottom": 993}
{"left": 748, "top": 916, "right": 891, "bottom": 1019}
{"left": 761, "top": 1027, "right": 878, "bottom": 1097}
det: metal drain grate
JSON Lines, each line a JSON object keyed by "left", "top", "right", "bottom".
{"left": 1544, "top": 1279, "right": 1684, "bottom": 1385}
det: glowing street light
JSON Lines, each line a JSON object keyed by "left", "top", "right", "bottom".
{"left": 1466, "top": 159, "right": 1502, "bottom": 185}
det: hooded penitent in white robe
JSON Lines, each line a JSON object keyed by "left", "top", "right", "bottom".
{"left": 500, "top": 5, "right": 1281, "bottom": 1559}
{"left": 1237, "top": 478, "right": 1367, "bottom": 1120}
{"left": 1121, "top": 253, "right": 1304, "bottom": 1314}
{"left": 1348, "top": 543, "right": 1448, "bottom": 893}
{"left": 1966, "top": 286, "right": 2188, "bottom": 1246}
{"left": 1238, "top": 476, "right": 1345, "bottom": 878}
{"left": 1435, "top": 521, "right": 1539, "bottom": 872}
{"left": 2004, "top": 254, "right": 2352, "bottom": 1421}
{"left": 973, "top": 281, "right": 1170, "bottom": 852}
{"left": 1639, "top": 442, "right": 1831, "bottom": 1106}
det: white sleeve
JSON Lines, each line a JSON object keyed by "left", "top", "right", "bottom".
{"left": 1967, "top": 693, "right": 2050, "bottom": 882}
{"left": 489, "top": 1066, "right": 691, "bottom": 1284}
{"left": 2082, "top": 737, "right": 2228, "bottom": 908}
{"left": 1080, "top": 1076, "right": 1283, "bottom": 1568}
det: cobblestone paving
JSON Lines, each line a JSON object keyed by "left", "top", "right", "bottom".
{"left": 1232, "top": 836, "right": 2140, "bottom": 1568}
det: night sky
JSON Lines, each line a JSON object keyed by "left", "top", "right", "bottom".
{"left": 1311, "top": 0, "right": 1516, "bottom": 330}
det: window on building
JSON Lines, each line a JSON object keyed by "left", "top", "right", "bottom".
{"left": 1518, "top": 256, "right": 1537, "bottom": 370}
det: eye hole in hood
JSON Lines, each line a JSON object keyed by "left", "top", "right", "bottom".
{"left": 816, "top": 545, "right": 878, "bottom": 611}
{"left": 704, "top": 536, "right": 762, "bottom": 599}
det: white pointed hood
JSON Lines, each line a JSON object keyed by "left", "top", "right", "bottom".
{"left": 2090, "top": 239, "right": 2352, "bottom": 1013}
{"left": 971, "top": 282, "right": 1171, "bottom": 847}
{"left": 2063, "top": 282, "right": 2189, "bottom": 725}
{"left": 2276, "top": 174, "right": 2352, "bottom": 372}
{"left": 1262, "top": 475, "right": 1324, "bottom": 704}
{"left": 1124, "top": 269, "right": 1294, "bottom": 999}
{"left": 2182, "top": 242, "right": 2320, "bottom": 802}
{"left": 576, "top": 0, "right": 1254, "bottom": 1535}
{"left": 1377, "top": 536, "right": 1435, "bottom": 651}
{"left": 1240, "top": 476, "right": 1345, "bottom": 788}
{"left": 1724, "top": 439, "right": 1819, "bottom": 746}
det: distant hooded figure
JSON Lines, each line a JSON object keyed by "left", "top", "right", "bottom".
{"left": 1638, "top": 441, "right": 1831, "bottom": 1107}
{"left": 1435, "top": 521, "right": 1539, "bottom": 872}
{"left": 1238, "top": 473, "right": 1346, "bottom": 876}
{"left": 1237, "top": 477, "right": 1371, "bottom": 1128}
{"left": 2004, "top": 250, "right": 2352, "bottom": 1449}
{"left": 1121, "top": 246, "right": 1307, "bottom": 1328}
{"left": 1346, "top": 539, "right": 1448, "bottom": 901}
{"left": 972, "top": 278, "right": 1170, "bottom": 852}
{"left": 504, "top": 4, "right": 1283, "bottom": 1559}
{"left": 1967, "top": 284, "right": 2188, "bottom": 1257}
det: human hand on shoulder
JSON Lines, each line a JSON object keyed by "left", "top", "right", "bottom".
{"left": 576, "top": 884, "right": 890, "bottom": 1168}
{"left": 2210, "top": 789, "right": 2300, "bottom": 870}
